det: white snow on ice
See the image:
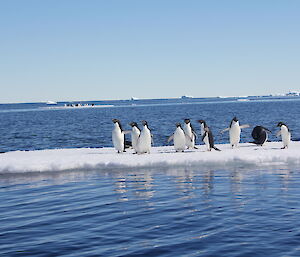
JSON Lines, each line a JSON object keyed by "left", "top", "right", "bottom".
{"left": 1, "top": 142, "right": 300, "bottom": 174}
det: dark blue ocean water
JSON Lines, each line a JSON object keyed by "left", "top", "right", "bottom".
{"left": 1, "top": 98, "right": 300, "bottom": 153}
{"left": 1, "top": 98, "right": 300, "bottom": 256}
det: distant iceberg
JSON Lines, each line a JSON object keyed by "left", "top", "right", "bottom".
{"left": 46, "top": 101, "right": 57, "bottom": 105}
{"left": 181, "top": 95, "right": 193, "bottom": 99}
{"left": 1, "top": 142, "right": 300, "bottom": 174}
{"left": 285, "top": 91, "right": 300, "bottom": 96}
{"left": 237, "top": 99, "right": 250, "bottom": 102}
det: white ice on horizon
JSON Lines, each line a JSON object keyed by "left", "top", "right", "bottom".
{"left": 1, "top": 142, "right": 300, "bottom": 174}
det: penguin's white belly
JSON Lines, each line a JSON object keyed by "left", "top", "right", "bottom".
{"left": 112, "top": 130, "right": 124, "bottom": 152}
{"left": 281, "top": 128, "right": 291, "bottom": 147}
{"left": 229, "top": 125, "right": 240, "bottom": 146}
{"left": 200, "top": 125, "right": 205, "bottom": 137}
{"left": 174, "top": 130, "right": 186, "bottom": 151}
{"left": 137, "top": 130, "right": 151, "bottom": 153}
{"left": 184, "top": 127, "right": 195, "bottom": 148}
{"left": 262, "top": 133, "right": 268, "bottom": 145}
{"left": 131, "top": 128, "right": 140, "bottom": 151}
{"left": 203, "top": 134, "right": 210, "bottom": 150}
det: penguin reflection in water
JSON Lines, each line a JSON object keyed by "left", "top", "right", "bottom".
{"left": 250, "top": 126, "right": 271, "bottom": 146}
{"left": 167, "top": 123, "right": 187, "bottom": 152}
{"left": 198, "top": 120, "right": 220, "bottom": 151}
{"left": 112, "top": 119, "right": 131, "bottom": 153}
{"left": 277, "top": 122, "right": 291, "bottom": 149}
{"left": 221, "top": 117, "right": 250, "bottom": 148}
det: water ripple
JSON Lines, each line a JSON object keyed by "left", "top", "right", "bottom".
{"left": 2, "top": 168, "right": 299, "bottom": 256}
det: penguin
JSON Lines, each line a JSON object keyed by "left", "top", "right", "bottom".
{"left": 276, "top": 122, "right": 291, "bottom": 149}
{"left": 183, "top": 119, "right": 197, "bottom": 149}
{"left": 250, "top": 126, "right": 271, "bottom": 146}
{"left": 221, "top": 117, "right": 249, "bottom": 148}
{"left": 198, "top": 119, "right": 206, "bottom": 137}
{"left": 167, "top": 123, "right": 186, "bottom": 152}
{"left": 112, "top": 119, "right": 126, "bottom": 153}
{"left": 136, "top": 120, "right": 152, "bottom": 154}
{"left": 129, "top": 122, "right": 141, "bottom": 153}
{"left": 198, "top": 120, "right": 220, "bottom": 151}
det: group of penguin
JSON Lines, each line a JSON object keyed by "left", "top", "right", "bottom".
{"left": 112, "top": 117, "right": 291, "bottom": 154}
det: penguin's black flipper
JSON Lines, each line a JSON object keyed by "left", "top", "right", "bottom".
{"left": 261, "top": 127, "right": 272, "bottom": 133}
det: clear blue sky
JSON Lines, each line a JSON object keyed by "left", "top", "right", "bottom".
{"left": 0, "top": 0, "right": 299, "bottom": 103}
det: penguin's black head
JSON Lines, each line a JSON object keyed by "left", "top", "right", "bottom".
{"left": 112, "top": 119, "right": 123, "bottom": 130}
{"left": 232, "top": 117, "right": 238, "bottom": 122}
{"left": 184, "top": 119, "right": 190, "bottom": 124}
{"left": 142, "top": 120, "right": 148, "bottom": 126}
{"left": 277, "top": 122, "right": 285, "bottom": 127}
{"left": 176, "top": 122, "right": 181, "bottom": 127}
{"left": 197, "top": 119, "right": 205, "bottom": 124}
{"left": 129, "top": 122, "right": 138, "bottom": 127}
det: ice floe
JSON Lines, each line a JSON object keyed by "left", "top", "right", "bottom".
{"left": 0, "top": 142, "right": 300, "bottom": 174}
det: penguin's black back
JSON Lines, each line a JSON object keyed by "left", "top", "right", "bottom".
{"left": 208, "top": 130, "right": 214, "bottom": 147}
{"left": 251, "top": 126, "right": 267, "bottom": 145}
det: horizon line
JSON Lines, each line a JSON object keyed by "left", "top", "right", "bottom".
{"left": 0, "top": 93, "right": 297, "bottom": 105}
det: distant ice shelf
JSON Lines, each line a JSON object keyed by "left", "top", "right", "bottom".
{"left": 46, "top": 101, "right": 57, "bottom": 105}
{"left": 0, "top": 142, "right": 300, "bottom": 174}
{"left": 43, "top": 104, "right": 114, "bottom": 109}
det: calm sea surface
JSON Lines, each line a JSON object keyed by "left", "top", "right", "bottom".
{"left": 1, "top": 98, "right": 300, "bottom": 256}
